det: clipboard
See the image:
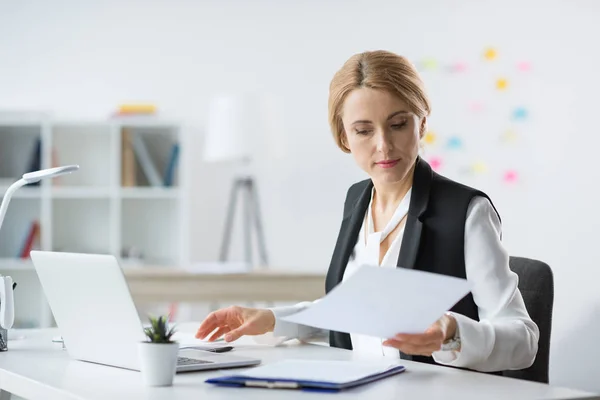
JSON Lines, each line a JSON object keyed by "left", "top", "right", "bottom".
{"left": 205, "top": 360, "right": 406, "bottom": 392}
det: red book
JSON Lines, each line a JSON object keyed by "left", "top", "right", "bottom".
{"left": 20, "top": 221, "right": 40, "bottom": 259}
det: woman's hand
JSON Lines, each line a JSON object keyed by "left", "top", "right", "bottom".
{"left": 383, "top": 313, "right": 458, "bottom": 356}
{"left": 195, "top": 306, "right": 276, "bottom": 343}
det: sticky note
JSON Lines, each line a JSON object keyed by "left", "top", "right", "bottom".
{"left": 501, "top": 130, "right": 518, "bottom": 143}
{"left": 420, "top": 58, "right": 438, "bottom": 70}
{"left": 484, "top": 48, "right": 497, "bottom": 61}
{"left": 448, "top": 62, "right": 467, "bottom": 72}
{"left": 513, "top": 107, "right": 528, "bottom": 120}
{"left": 469, "top": 102, "right": 484, "bottom": 112}
{"left": 496, "top": 78, "right": 508, "bottom": 90}
{"left": 504, "top": 170, "right": 518, "bottom": 183}
{"left": 472, "top": 162, "right": 487, "bottom": 174}
{"left": 424, "top": 131, "right": 436, "bottom": 145}
{"left": 517, "top": 61, "right": 531, "bottom": 72}
{"left": 429, "top": 157, "right": 442, "bottom": 171}
{"left": 446, "top": 136, "right": 462, "bottom": 149}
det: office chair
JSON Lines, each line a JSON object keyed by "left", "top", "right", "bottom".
{"left": 503, "top": 256, "right": 554, "bottom": 384}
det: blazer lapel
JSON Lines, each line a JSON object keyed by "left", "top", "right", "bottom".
{"left": 330, "top": 181, "right": 373, "bottom": 285}
{"left": 396, "top": 157, "right": 432, "bottom": 270}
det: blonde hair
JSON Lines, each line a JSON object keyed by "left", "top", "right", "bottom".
{"left": 328, "top": 50, "right": 431, "bottom": 153}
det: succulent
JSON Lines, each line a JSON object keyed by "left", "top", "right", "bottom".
{"left": 143, "top": 315, "right": 177, "bottom": 344}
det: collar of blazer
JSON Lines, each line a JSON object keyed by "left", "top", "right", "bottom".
{"left": 335, "top": 156, "right": 432, "bottom": 280}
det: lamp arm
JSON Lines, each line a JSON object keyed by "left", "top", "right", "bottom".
{"left": 0, "top": 179, "right": 28, "bottom": 233}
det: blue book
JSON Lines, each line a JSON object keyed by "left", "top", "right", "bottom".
{"left": 163, "top": 143, "right": 180, "bottom": 187}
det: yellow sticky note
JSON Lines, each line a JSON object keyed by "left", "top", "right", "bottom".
{"left": 484, "top": 48, "right": 497, "bottom": 61}
{"left": 421, "top": 58, "right": 438, "bottom": 70}
{"left": 472, "top": 162, "right": 488, "bottom": 174}
{"left": 424, "top": 131, "right": 436, "bottom": 144}
{"left": 496, "top": 78, "right": 508, "bottom": 90}
{"left": 501, "top": 130, "right": 518, "bottom": 143}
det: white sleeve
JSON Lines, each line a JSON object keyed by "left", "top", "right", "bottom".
{"left": 267, "top": 299, "right": 329, "bottom": 342}
{"left": 431, "top": 196, "right": 540, "bottom": 372}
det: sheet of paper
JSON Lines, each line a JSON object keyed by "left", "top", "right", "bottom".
{"left": 173, "top": 331, "right": 230, "bottom": 349}
{"left": 238, "top": 359, "right": 401, "bottom": 384}
{"left": 282, "top": 265, "right": 472, "bottom": 338}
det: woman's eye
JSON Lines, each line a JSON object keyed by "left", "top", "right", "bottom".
{"left": 391, "top": 122, "right": 407, "bottom": 130}
{"left": 355, "top": 129, "right": 371, "bottom": 135}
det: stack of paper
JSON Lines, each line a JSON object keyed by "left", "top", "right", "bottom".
{"left": 235, "top": 359, "right": 403, "bottom": 384}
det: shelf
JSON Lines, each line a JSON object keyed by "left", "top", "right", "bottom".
{"left": 52, "top": 124, "right": 113, "bottom": 187}
{"left": 52, "top": 198, "right": 111, "bottom": 254}
{"left": 0, "top": 113, "right": 47, "bottom": 127}
{"left": 0, "top": 186, "right": 42, "bottom": 198}
{"left": 0, "top": 258, "right": 35, "bottom": 271}
{"left": 112, "top": 117, "right": 179, "bottom": 129}
{"left": 120, "top": 187, "right": 180, "bottom": 199}
{"left": 51, "top": 187, "right": 112, "bottom": 199}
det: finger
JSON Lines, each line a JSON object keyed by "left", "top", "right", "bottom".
{"left": 384, "top": 338, "right": 442, "bottom": 353}
{"left": 394, "top": 330, "right": 444, "bottom": 345}
{"left": 224, "top": 323, "right": 251, "bottom": 342}
{"left": 195, "top": 313, "right": 221, "bottom": 339}
{"left": 391, "top": 336, "right": 442, "bottom": 352}
{"left": 382, "top": 339, "right": 441, "bottom": 356}
{"left": 207, "top": 326, "right": 231, "bottom": 342}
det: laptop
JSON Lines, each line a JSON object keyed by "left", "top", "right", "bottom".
{"left": 30, "top": 251, "right": 261, "bottom": 372}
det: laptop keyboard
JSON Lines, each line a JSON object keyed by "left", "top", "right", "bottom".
{"left": 177, "top": 356, "right": 214, "bottom": 366}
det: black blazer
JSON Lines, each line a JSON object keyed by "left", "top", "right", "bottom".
{"left": 324, "top": 156, "right": 498, "bottom": 366}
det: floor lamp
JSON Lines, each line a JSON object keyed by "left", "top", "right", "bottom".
{"left": 204, "top": 95, "right": 269, "bottom": 268}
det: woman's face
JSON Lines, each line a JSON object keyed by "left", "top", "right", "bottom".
{"left": 341, "top": 87, "right": 425, "bottom": 186}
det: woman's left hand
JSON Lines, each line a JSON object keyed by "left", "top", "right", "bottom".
{"left": 383, "top": 313, "right": 458, "bottom": 356}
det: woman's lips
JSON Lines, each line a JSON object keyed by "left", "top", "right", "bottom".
{"left": 376, "top": 159, "right": 400, "bottom": 169}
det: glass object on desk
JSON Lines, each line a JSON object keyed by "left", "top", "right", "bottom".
{"left": 0, "top": 328, "right": 7, "bottom": 351}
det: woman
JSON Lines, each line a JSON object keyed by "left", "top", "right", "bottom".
{"left": 196, "top": 50, "right": 539, "bottom": 373}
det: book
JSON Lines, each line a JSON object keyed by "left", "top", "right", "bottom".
{"left": 121, "top": 129, "right": 137, "bottom": 187}
{"left": 131, "top": 132, "right": 162, "bottom": 187}
{"left": 163, "top": 143, "right": 179, "bottom": 187}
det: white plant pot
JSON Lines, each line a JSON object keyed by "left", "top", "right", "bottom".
{"left": 138, "top": 342, "right": 179, "bottom": 387}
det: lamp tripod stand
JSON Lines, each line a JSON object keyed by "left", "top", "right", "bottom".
{"left": 219, "top": 175, "right": 268, "bottom": 267}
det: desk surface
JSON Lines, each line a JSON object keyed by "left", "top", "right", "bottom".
{"left": 0, "top": 325, "right": 597, "bottom": 400}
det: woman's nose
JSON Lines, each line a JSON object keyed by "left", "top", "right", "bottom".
{"left": 375, "top": 130, "right": 392, "bottom": 153}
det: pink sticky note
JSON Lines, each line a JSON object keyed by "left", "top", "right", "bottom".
{"left": 517, "top": 61, "right": 531, "bottom": 72}
{"left": 429, "top": 157, "right": 442, "bottom": 171}
{"left": 450, "top": 62, "right": 467, "bottom": 72}
{"left": 504, "top": 170, "right": 518, "bottom": 183}
{"left": 470, "top": 102, "right": 484, "bottom": 112}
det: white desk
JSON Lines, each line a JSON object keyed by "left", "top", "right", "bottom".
{"left": 0, "top": 326, "right": 597, "bottom": 400}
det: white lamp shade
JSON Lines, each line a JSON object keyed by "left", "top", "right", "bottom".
{"left": 203, "top": 93, "right": 285, "bottom": 162}
{"left": 203, "top": 95, "right": 255, "bottom": 162}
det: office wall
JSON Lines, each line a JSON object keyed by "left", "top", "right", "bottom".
{"left": 1, "top": 0, "right": 599, "bottom": 393}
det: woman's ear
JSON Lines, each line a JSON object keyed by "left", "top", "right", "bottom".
{"left": 341, "top": 130, "right": 351, "bottom": 152}
{"left": 419, "top": 116, "right": 428, "bottom": 139}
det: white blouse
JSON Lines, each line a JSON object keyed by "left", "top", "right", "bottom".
{"left": 270, "top": 187, "right": 540, "bottom": 372}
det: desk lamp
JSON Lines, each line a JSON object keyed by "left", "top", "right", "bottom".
{"left": 0, "top": 165, "right": 79, "bottom": 331}
{"left": 204, "top": 95, "right": 270, "bottom": 268}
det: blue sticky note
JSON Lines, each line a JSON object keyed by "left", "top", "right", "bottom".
{"left": 447, "top": 136, "right": 462, "bottom": 149}
{"left": 513, "top": 107, "right": 528, "bottom": 120}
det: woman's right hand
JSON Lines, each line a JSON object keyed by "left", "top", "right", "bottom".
{"left": 195, "top": 306, "right": 276, "bottom": 343}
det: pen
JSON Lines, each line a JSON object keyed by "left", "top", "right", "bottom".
{"left": 180, "top": 345, "right": 234, "bottom": 353}
{"left": 207, "top": 346, "right": 233, "bottom": 353}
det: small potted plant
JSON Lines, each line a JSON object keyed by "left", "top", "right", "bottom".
{"left": 138, "top": 315, "right": 179, "bottom": 386}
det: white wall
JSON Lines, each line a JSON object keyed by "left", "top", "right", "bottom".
{"left": 1, "top": 0, "right": 600, "bottom": 393}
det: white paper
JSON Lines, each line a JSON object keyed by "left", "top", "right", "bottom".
{"left": 238, "top": 359, "right": 401, "bottom": 384}
{"left": 282, "top": 265, "right": 472, "bottom": 338}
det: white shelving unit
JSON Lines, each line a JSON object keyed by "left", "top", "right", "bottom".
{"left": 0, "top": 113, "right": 189, "bottom": 328}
